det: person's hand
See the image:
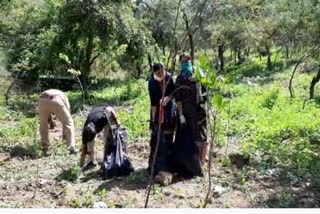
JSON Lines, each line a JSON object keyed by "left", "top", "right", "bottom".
{"left": 179, "top": 114, "right": 186, "bottom": 125}
{"left": 160, "top": 96, "right": 170, "bottom": 107}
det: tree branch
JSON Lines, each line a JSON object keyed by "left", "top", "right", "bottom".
{"left": 177, "top": 0, "right": 210, "bottom": 51}
{"left": 90, "top": 53, "right": 100, "bottom": 66}
{"left": 288, "top": 46, "right": 319, "bottom": 98}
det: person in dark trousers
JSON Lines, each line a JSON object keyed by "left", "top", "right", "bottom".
{"left": 175, "top": 52, "right": 208, "bottom": 167}
{"left": 148, "top": 62, "right": 176, "bottom": 185}
{"left": 80, "top": 106, "right": 120, "bottom": 169}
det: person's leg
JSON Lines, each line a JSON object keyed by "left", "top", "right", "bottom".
{"left": 80, "top": 142, "right": 88, "bottom": 167}
{"left": 38, "top": 99, "right": 51, "bottom": 152}
{"left": 53, "top": 100, "right": 77, "bottom": 153}
{"left": 195, "top": 117, "right": 208, "bottom": 166}
{"left": 87, "top": 140, "right": 97, "bottom": 165}
{"left": 154, "top": 131, "right": 174, "bottom": 186}
{"left": 148, "top": 134, "right": 156, "bottom": 174}
{"left": 48, "top": 114, "right": 56, "bottom": 130}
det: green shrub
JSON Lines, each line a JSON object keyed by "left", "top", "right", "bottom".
{"left": 58, "top": 164, "right": 81, "bottom": 183}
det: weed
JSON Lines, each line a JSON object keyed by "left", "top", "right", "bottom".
{"left": 57, "top": 164, "right": 81, "bottom": 183}
{"left": 126, "top": 170, "right": 147, "bottom": 184}
{"left": 98, "top": 189, "right": 109, "bottom": 198}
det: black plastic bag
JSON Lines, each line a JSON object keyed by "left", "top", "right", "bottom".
{"left": 171, "top": 124, "right": 203, "bottom": 178}
{"left": 101, "top": 127, "right": 134, "bottom": 179}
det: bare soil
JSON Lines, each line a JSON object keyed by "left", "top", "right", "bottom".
{"left": 0, "top": 121, "right": 319, "bottom": 208}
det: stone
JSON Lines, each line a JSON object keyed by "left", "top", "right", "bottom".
{"left": 93, "top": 201, "right": 108, "bottom": 208}
{"left": 212, "top": 185, "right": 228, "bottom": 198}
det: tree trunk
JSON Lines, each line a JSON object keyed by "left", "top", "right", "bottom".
{"left": 218, "top": 44, "right": 224, "bottom": 73}
{"left": 148, "top": 54, "right": 153, "bottom": 73}
{"left": 162, "top": 45, "right": 166, "bottom": 56}
{"left": 183, "top": 12, "right": 194, "bottom": 63}
{"left": 237, "top": 48, "right": 242, "bottom": 65}
{"left": 285, "top": 45, "right": 289, "bottom": 60}
{"left": 245, "top": 47, "right": 250, "bottom": 57}
{"left": 81, "top": 33, "right": 94, "bottom": 99}
{"left": 266, "top": 45, "right": 272, "bottom": 70}
{"left": 136, "top": 62, "right": 142, "bottom": 77}
{"left": 233, "top": 48, "right": 237, "bottom": 66}
{"left": 258, "top": 49, "right": 262, "bottom": 61}
{"left": 310, "top": 68, "right": 320, "bottom": 99}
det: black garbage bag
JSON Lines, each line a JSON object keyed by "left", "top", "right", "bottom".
{"left": 101, "top": 127, "right": 134, "bottom": 179}
{"left": 171, "top": 124, "right": 203, "bottom": 178}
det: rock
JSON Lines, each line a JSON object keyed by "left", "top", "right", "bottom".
{"left": 164, "top": 191, "right": 171, "bottom": 196}
{"left": 93, "top": 201, "right": 108, "bottom": 208}
{"left": 300, "top": 197, "right": 316, "bottom": 208}
{"left": 212, "top": 185, "right": 228, "bottom": 198}
{"left": 155, "top": 171, "right": 173, "bottom": 186}
{"left": 178, "top": 195, "right": 185, "bottom": 199}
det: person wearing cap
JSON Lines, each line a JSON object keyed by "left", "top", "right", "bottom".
{"left": 37, "top": 89, "right": 78, "bottom": 156}
{"left": 148, "top": 62, "right": 176, "bottom": 185}
{"left": 80, "top": 106, "right": 120, "bottom": 170}
{"left": 174, "top": 53, "right": 208, "bottom": 166}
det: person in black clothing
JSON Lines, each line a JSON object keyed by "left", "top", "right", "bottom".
{"left": 80, "top": 106, "right": 120, "bottom": 169}
{"left": 172, "top": 52, "right": 207, "bottom": 178}
{"left": 148, "top": 62, "right": 176, "bottom": 185}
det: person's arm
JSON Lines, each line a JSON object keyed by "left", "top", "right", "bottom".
{"left": 148, "top": 79, "right": 158, "bottom": 126}
{"left": 107, "top": 107, "right": 120, "bottom": 126}
{"left": 174, "top": 75, "right": 186, "bottom": 124}
{"left": 161, "top": 75, "right": 175, "bottom": 106}
{"left": 177, "top": 101, "right": 183, "bottom": 116}
{"left": 151, "top": 106, "right": 157, "bottom": 123}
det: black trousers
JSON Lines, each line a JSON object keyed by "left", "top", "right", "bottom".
{"left": 148, "top": 126, "right": 174, "bottom": 176}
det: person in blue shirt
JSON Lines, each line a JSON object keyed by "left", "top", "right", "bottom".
{"left": 148, "top": 62, "right": 176, "bottom": 185}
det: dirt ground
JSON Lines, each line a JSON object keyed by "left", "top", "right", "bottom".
{"left": 0, "top": 121, "right": 319, "bottom": 208}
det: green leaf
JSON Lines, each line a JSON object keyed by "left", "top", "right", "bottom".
{"left": 223, "top": 74, "right": 233, "bottom": 84}
{"left": 213, "top": 94, "right": 223, "bottom": 109}
{"left": 67, "top": 68, "right": 81, "bottom": 76}
{"left": 199, "top": 55, "right": 209, "bottom": 68}
{"left": 195, "top": 67, "right": 202, "bottom": 82}
{"left": 59, "top": 53, "right": 71, "bottom": 64}
{"left": 220, "top": 100, "right": 230, "bottom": 111}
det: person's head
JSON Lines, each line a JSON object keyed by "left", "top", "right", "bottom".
{"left": 82, "top": 122, "right": 96, "bottom": 144}
{"left": 179, "top": 52, "right": 191, "bottom": 63}
{"left": 152, "top": 62, "right": 165, "bottom": 80}
{"left": 179, "top": 53, "right": 193, "bottom": 74}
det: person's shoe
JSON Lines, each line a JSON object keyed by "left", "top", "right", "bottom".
{"left": 83, "top": 161, "right": 98, "bottom": 172}
{"left": 69, "top": 146, "right": 79, "bottom": 154}
{"left": 154, "top": 171, "right": 173, "bottom": 186}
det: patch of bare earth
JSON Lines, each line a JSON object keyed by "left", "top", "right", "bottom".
{"left": 0, "top": 125, "right": 319, "bottom": 208}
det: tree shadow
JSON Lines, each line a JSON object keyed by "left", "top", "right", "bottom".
{"left": 3, "top": 144, "right": 42, "bottom": 160}
{"left": 55, "top": 165, "right": 81, "bottom": 183}
{"left": 94, "top": 168, "right": 149, "bottom": 193}
{"left": 312, "top": 96, "right": 320, "bottom": 107}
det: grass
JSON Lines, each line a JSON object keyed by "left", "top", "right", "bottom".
{"left": 219, "top": 63, "right": 320, "bottom": 180}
